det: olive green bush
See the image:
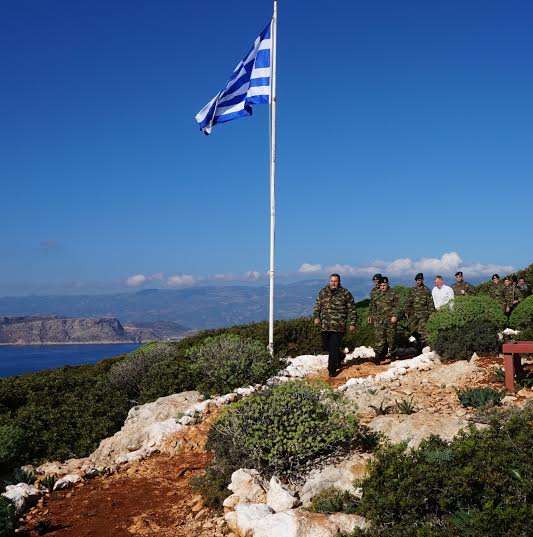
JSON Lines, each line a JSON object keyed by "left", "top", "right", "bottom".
{"left": 432, "top": 319, "right": 500, "bottom": 360}
{"left": 426, "top": 295, "right": 506, "bottom": 345}
{"left": 509, "top": 295, "right": 533, "bottom": 330}
{"left": 0, "top": 497, "right": 17, "bottom": 537}
{"left": 187, "top": 334, "right": 285, "bottom": 397}
{"left": 108, "top": 341, "right": 179, "bottom": 400}
{"left": 0, "top": 425, "right": 24, "bottom": 474}
{"left": 344, "top": 409, "right": 533, "bottom": 537}
{"left": 209, "top": 380, "right": 360, "bottom": 476}
{"left": 308, "top": 486, "right": 359, "bottom": 514}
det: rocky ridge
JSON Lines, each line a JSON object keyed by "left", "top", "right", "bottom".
{"left": 6, "top": 347, "right": 533, "bottom": 536}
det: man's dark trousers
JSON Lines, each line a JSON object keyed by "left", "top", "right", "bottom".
{"left": 321, "top": 331, "right": 345, "bottom": 375}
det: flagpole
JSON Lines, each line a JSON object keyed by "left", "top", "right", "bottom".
{"left": 268, "top": 0, "right": 278, "bottom": 355}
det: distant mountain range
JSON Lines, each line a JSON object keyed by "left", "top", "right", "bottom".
{"left": 0, "top": 275, "right": 487, "bottom": 330}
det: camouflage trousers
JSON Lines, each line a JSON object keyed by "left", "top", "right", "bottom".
{"left": 373, "top": 320, "right": 397, "bottom": 358}
{"left": 410, "top": 316, "right": 429, "bottom": 349}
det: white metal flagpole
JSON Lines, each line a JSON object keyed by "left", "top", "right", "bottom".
{"left": 268, "top": 0, "right": 278, "bottom": 355}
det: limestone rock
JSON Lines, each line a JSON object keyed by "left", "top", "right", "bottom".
{"left": 426, "top": 361, "right": 482, "bottom": 387}
{"left": 53, "top": 474, "right": 82, "bottom": 491}
{"left": 299, "top": 452, "right": 371, "bottom": 506}
{"left": 226, "top": 503, "right": 273, "bottom": 536}
{"left": 266, "top": 476, "right": 299, "bottom": 512}
{"left": 228, "top": 469, "right": 267, "bottom": 504}
{"left": 368, "top": 412, "right": 469, "bottom": 448}
{"left": 2, "top": 483, "right": 43, "bottom": 514}
{"left": 87, "top": 391, "right": 201, "bottom": 466}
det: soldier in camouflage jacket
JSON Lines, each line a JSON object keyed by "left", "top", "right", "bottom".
{"left": 451, "top": 271, "right": 476, "bottom": 297}
{"left": 404, "top": 273, "right": 435, "bottom": 350}
{"left": 372, "top": 277, "right": 400, "bottom": 361}
{"left": 503, "top": 277, "right": 523, "bottom": 316}
{"left": 313, "top": 274, "right": 357, "bottom": 376}
{"left": 488, "top": 274, "right": 506, "bottom": 312}
{"left": 367, "top": 273, "right": 382, "bottom": 324}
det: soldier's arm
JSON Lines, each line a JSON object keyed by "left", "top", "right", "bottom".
{"left": 347, "top": 292, "right": 357, "bottom": 328}
{"left": 313, "top": 292, "right": 322, "bottom": 320}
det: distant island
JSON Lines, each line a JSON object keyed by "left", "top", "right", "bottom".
{"left": 0, "top": 316, "right": 191, "bottom": 345}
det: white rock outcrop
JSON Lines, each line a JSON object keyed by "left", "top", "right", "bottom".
{"left": 368, "top": 412, "right": 469, "bottom": 448}
{"left": 2, "top": 483, "right": 43, "bottom": 514}
{"left": 53, "top": 473, "right": 82, "bottom": 490}
{"left": 266, "top": 476, "right": 299, "bottom": 512}
{"left": 86, "top": 391, "right": 201, "bottom": 467}
{"left": 227, "top": 469, "right": 267, "bottom": 504}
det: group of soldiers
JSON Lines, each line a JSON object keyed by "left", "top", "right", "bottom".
{"left": 313, "top": 271, "right": 531, "bottom": 376}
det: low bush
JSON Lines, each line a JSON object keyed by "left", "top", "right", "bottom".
{"left": 0, "top": 425, "right": 24, "bottom": 474}
{"left": 308, "top": 486, "right": 359, "bottom": 514}
{"left": 432, "top": 319, "right": 500, "bottom": 360}
{"left": 208, "top": 380, "right": 360, "bottom": 477}
{"left": 0, "top": 497, "right": 17, "bottom": 537}
{"left": 516, "top": 327, "right": 533, "bottom": 341}
{"left": 108, "top": 342, "right": 179, "bottom": 400}
{"left": 426, "top": 295, "right": 506, "bottom": 345}
{"left": 509, "top": 295, "right": 533, "bottom": 330}
{"left": 345, "top": 408, "right": 533, "bottom": 536}
{"left": 187, "top": 334, "right": 285, "bottom": 397}
{"left": 457, "top": 387, "right": 503, "bottom": 408}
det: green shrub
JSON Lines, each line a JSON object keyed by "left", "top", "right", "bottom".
{"left": 432, "top": 319, "right": 500, "bottom": 360}
{"left": 108, "top": 342, "right": 179, "bottom": 400}
{"left": 189, "top": 462, "right": 235, "bottom": 509}
{"left": 0, "top": 497, "right": 17, "bottom": 537}
{"left": 208, "top": 380, "right": 360, "bottom": 476}
{"left": 458, "top": 387, "right": 503, "bottom": 408}
{"left": 509, "top": 295, "right": 533, "bottom": 330}
{"left": 426, "top": 295, "right": 506, "bottom": 345}
{"left": 516, "top": 327, "right": 533, "bottom": 341}
{"left": 187, "top": 334, "right": 285, "bottom": 397}
{"left": 0, "top": 425, "right": 24, "bottom": 474}
{"left": 138, "top": 355, "right": 197, "bottom": 404}
{"left": 348, "top": 409, "right": 533, "bottom": 536}
{"left": 309, "top": 486, "right": 359, "bottom": 514}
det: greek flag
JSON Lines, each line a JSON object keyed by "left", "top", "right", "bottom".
{"left": 195, "top": 21, "right": 272, "bottom": 135}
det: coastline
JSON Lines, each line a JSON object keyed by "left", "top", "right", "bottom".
{"left": 0, "top": 340, "right": 148, "bottom": 346}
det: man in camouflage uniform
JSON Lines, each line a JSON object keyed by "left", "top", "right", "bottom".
{"left": 517, "top": 276, "right": 531, "bottom": 297}
{"left": 372, "top": 276, "right": 400, "bottom": 363}
{"left": 367, "top": 273, "right": 382, "bottom": 324}
{"left": 503, "top": 276, "right": 523, "bottom": 317}
{"left": 488, "top": 274, "right": 506, "bottom": 313}
{"left": 313, "top": 274, "right": 357, "bottom": 377}
{"left": 404, "top": 273, "right": 435, "bottom": 351}
{"left": 451, "top": 271, "right": 476, "bottom": 297}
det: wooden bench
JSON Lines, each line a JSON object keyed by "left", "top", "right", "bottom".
{"left": 502, "top": 341, "right": 533, "bottom": 392}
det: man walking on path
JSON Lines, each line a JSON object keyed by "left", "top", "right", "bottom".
{"left": 488, "top": 274, "right": 506, "bottom": 313}
{"left": 451, "top": 271, "right": 476, "bottom": 296}
{"left": 405, "top": 273, "right": 435, "bottom": 351}
{"left": 432, "top": 275, "right": 454, "bottom": 310}
{"left": 367, "top": 273, "right": 382, "bottom": 325}
{"left": 313, "top": 274, "right": 357, "bottom": 377}
{"left": 372, "top": 277, "right": 400, "bottom": 364}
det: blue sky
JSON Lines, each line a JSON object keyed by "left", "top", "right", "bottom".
{"left": 1, "top": 0, "right": 532, "bottom": 295}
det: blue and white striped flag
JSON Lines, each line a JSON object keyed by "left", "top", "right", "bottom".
{"left": 195, "top": 21, "right": 272, "bottom": 135}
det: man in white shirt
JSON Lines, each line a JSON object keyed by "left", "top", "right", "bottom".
{"left": 432, "top": 275, "right": 454, "bottom": 310}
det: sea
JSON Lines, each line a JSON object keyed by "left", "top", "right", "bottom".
{"left": 0, "top": 343, "right": 141, "bottom": 378}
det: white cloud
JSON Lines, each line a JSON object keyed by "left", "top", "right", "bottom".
{"left": 298, "top": 263, "right": 323, "bottom": 273}
{"left": 305, "top": 252, "right": 513, "bottom": 279}
{"left": 166, "top": 274, "right": 196, "bottom": 287}
{"left": 244, "top": 270, "right": 263, "bottom": 280}
{"left": 126, "top": 274, "right": 147, "bottom": 287}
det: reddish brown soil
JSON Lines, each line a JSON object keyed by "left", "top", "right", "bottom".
{"left": 20, "top": 413, "right": 227, "bottom": 537}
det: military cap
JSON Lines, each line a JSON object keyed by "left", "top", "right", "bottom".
{"left": 379, "top": 276, "right": 389, "bottom": 284}
{"left": 492, "top": 274, "right": 500, "bottom": 280}
{"left": 372, "top": 273, "right": 382, "bottom": 281}
{"left": 503, "top": 276, "right": 510, "bottom": 281}
{"left": 415, "top": 272, "right": 424, "bottom": 281}
{"left": 455, "top": 271, "right": 463, "bottom": 277}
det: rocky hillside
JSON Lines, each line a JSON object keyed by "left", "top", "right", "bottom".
{"left": 0, "top": 316, "right": 189, "bottom": 344}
